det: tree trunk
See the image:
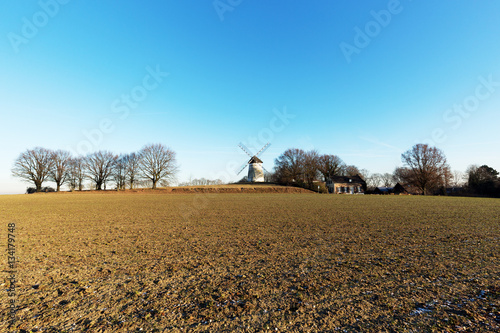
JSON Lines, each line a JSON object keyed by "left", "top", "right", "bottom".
{"left": 56, "top": 183, "right": 61, "bottom": 192}
{"left": 35, "top": 182, "right": 42, "bottom": 192}
{"left": 152, "top": 180, "right": 157, "bottom": 189}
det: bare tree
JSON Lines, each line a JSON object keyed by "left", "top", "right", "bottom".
{"left": 367, "top": 173, "right": 382, "bottom": 189}
{"left": 451, "top": 170, "right": 465, "bottom": 187}
{"left": 12, "top": 147, "right": 55, "bottom": 192}
{"left": 317, "top": 154, "right": 344, "bottom": 181}
{"left": 368, "top": 172, "right": 392, "bottom": 189}
{"left": 401, "top": 143, "right": 450, "bottom": 195}
{"left": 274, "top": 148, "right": 306, "bottom": 185}
{"left": 358, "top": 169, "right": 370, "bottom": 182}
{"left": 85, "top": 151, "right": 117, "bottom": 190}
{"left": 68, "top": 157, "right": 86, "bottom": 191}
{"left": 136, "top": 179, "right": 153, "bottom": 188}
{"left": 113, "top": 155, "right": 127, "bottom": 190}
{"left": 380, "top": 173, "right": 393, "bottom": 187}
{"left": 264, "top": 171, "right": 274, "bottom": 183}
{"left": 180, "top": 177, "right": 224, "bottom": 186}
{"left": 465, "top": 165, "right": 479, "bottom": 186}
{"left": 124, "top": 153, "right": 141, "bottom": 189}
{"left": 392, "top": 167, "right": 409, "bottom": 185}
{"left": 303, "top": 150, "right": 320, "bottom": 188}
{"left": 139, "top": 144, "right": 178, "bottom": 189}
{"left": 440, "top": 166, "right": 453, "bottom": 190}
{"left": 68, "top": 162, "right": 77, "bottom": 191}
{"left": 343, "top": 165, "right": 361, "bottom": 177}
{"left": 49, "top": 150, "right": 72, "bottom": 192}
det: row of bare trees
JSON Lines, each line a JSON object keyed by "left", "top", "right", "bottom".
{"left": 178, "top": 178, "right": 224, "bottom": 186}
{"left": 273, "top": 144, "right": 454, "bottom": 195}
{"left": 12, "top": 144, "right": 178, "bottom": 192}
{"left": 273, "top": 148, "right": 367, "bottom": 189}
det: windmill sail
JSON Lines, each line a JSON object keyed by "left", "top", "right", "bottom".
{"left": 236, "top": 143, "right": 270, "bottom": 182}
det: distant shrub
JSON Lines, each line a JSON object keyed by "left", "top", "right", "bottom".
{"left": 317, "top": 182, "right": 328, "bottom": 194}
{"left": 306, "top": 182, "right": 328, "bottom": 193}
{"left": 26, "top": 187, "right": 56, "bottom": 194}
{"left": 26, "top": 187, "right": 37, "bottom": 194}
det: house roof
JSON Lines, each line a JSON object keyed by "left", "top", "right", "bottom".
{"left": 376, "top": 187, "right": 394, "bottom": 192}
{"left": 394, "top": 183, "right": 413, "bottom": 194}
{"left": 328, "top": 175, "right": 366, "bottom": 184}
{"left": 249, "top": 156, "right": 263, "bottom": 164}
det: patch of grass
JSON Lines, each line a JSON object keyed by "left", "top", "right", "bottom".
{"left": 0, "top": 194, "right": 499, "bottom": 331}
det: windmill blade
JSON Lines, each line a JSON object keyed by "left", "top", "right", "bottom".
{"left": 238, "top": 143, "right": 254, "bottom": 157}
{"left": 255, "top": 142, "right": 271, "bottom": 157}
{"left": 237, "top": 162, "right": 249, "bottom": 175}
{"left": 237, "top": 157, "right": 252, "bottom": 175}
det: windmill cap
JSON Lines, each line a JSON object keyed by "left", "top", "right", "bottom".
{"left": 249, "top": 156, "right": 263, "bottom": 164}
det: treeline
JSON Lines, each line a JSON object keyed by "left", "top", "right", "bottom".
{"left": 178, "top": 178, "right": 224, "bottom": 186}
{"left": 12, "top": 143, "right": 178, "bottom": 193}
{"left": 464, "top": 165, "right": 500, "bottom": 197}
{"left": 270, "top": 148, "right": 367, "bottom": 190}
{"left": 12, "top": 142, "right": 500, "bottom": 197}
{"left": 271, "top": 144, "right": 500, "bottom": 197}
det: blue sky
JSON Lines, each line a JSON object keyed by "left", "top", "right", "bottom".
{"left": 1, "top": 0, "right": 500, "bottom": 194}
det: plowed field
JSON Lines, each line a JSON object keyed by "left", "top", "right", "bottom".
{"left": 1, "top": 193, "right": 499, "bottom": 332}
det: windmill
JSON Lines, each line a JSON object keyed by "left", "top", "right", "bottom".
{"left": 237, "top": 142, "right": 270, "bottom": 182}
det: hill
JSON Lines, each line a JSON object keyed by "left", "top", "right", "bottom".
{"left": 37, "top": 183, "right": 316, "bottom": 195}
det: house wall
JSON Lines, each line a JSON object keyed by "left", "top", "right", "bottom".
{"left": 326, "top": 182, "right": 364, "bottom": 194}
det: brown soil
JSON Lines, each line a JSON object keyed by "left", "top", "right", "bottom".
{"left": 0, "top": 194, "right": 498, "bottom": 332}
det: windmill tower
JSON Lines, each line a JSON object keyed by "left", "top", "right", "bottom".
{"left": 237, "top": 143, "right": 270, "bottom": 182}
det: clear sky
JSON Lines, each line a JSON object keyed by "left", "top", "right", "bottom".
{"left": 1, "top": 0, "right": 499, "bottom": 194}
